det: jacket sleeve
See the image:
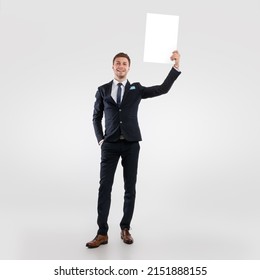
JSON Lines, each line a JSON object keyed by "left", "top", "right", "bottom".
{"left": 141, "top": 67, "right": 181, "bottom": 99}
{"left": 92, "top": 88, "right": 104, "bottom": 143}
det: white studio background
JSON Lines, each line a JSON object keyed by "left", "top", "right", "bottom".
{"left": 0, "top": 0, "right": 259, "bottom": 259}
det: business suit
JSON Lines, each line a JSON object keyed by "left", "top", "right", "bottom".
{"left": 92, "top": 67, "right": 181, "bottom": 235}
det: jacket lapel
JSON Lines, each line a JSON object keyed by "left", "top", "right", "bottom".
{"left": 121, "top": 80, "right": 131, "bottom": 105}
{"left": 103, "top": 81, "right": 116, "bottom": 104}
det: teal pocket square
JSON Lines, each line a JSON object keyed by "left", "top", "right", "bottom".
{"left": 130, "top": 86, "right": 136, "bottom": 90}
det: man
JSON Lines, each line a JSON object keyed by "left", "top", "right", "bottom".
{"left": 86, "top": 51, "right": 181, "bottom": 248}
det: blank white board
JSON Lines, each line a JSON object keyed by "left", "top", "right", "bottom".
{"left": 144, "top": 13, "right": 179, "bottom": 64}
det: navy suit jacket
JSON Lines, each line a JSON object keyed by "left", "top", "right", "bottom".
{"left": 93, "top": 67, "right": 181, "bottom": 143}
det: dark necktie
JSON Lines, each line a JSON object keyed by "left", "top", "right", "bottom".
{"left": 116, "top": 83, "right": 122, "bottom": 105}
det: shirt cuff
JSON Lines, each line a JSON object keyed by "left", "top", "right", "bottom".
{"left": 173, "top": 66, "right": 181, "bottom": 72}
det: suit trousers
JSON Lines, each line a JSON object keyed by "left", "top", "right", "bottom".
{"left": 97, "top": 140, "right": 140, "bottom": 235}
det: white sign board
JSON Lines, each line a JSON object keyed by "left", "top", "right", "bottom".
{"left": 144, "top": 13, "right": 179, "bottom": 64}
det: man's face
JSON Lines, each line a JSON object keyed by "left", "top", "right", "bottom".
{"left": 112, "top": 57, "right": 130, "bottom": 81}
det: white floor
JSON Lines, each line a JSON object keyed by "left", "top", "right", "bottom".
{"left": 1, "top": 198, "right": 259, "bottom": 260}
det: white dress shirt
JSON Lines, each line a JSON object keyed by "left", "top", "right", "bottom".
{"left": 111, "top": 79, "right": 127, "bottom": 103}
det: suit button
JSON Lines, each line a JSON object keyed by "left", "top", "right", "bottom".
{"left": 119, "top": 109, "right": 122, "bottom": 112}
{"left": 120, "top": 121, "right": 123, "bottom": 124}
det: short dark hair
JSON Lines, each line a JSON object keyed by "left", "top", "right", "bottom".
{"left": 113, "top": 52, "right": 131, "bottom": 66}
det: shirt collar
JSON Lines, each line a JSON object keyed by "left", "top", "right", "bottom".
{"left": 113, "top": 79, "right": 127, "bottom": 87}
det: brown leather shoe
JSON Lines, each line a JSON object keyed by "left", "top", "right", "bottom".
{"left": 86, "top": 234, "right": 108, "bottom": 248}
{"left": 121, "top": 229, "right": 134, "bottom": 244}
